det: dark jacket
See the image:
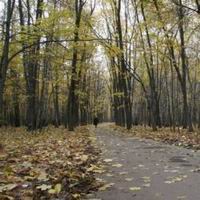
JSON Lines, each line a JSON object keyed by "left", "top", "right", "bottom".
{"left": 93, "top": 117, "right": 99, "bottom": 125}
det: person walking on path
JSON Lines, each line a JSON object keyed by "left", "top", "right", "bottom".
{"left": 93, "top": 117, "right": 99, "bottom": 128}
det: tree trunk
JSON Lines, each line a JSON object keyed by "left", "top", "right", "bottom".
{"left": 115, "top": 0, "right": 132, "bottom": 129}
{"left": 18, "top": 0, "right": 43, "bottom": 131}
{"left": 178, "top": 0, "right": 190, "bottom": 129}
{"left": 67, "top": 0, "right": 85, "bottom": 131}
{"left": 0, "top": 0, "right": 15, "bottom": 126}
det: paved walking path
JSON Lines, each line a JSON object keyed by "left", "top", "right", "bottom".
{"left": 91, "top": 124, "right": 200, "bottom": 200}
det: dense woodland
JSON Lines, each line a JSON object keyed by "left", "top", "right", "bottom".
{"left": 0, "top": 0, "right": 200, "bottom": 132}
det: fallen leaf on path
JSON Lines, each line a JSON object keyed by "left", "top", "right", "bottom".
{"left": 155, "top": 193, "right": 162, "bottom": 197}
{"left": 142, "top": 176, "right": 151, "bottom": 183}
{"left": 99, "top": 183, "right": 115, "bottom": 191}
{"left": 119, "top": 172, "right": 128, "bottom": 175}
{"left": 142, "top": 176, "right": 150, "bottom": 179}
{"left": 142, "top": 183, "right": 151, "bottom": 187}
{"left": 165, "top": 175, "right": 187, "bottom": 184}
{"left": 132, "top": 167, "right": 138, "bottom": 170}
{"left": 177, "top": 196, "right": 187, "bottom": 199}
{"left": 138, "top": 164, "right": 145, "bottom": 168}
{"left": 106, "top": 173, "right": 114, "bottom": 177}
{"left": 87, "top": 164, "right": 105, "bottom": 173}
{"left": 104, "top": 159, "right": 113, "bottom": 163}
{"left": 190, "top": 168, "right": 200, "bottom": 173}
{"left": 165, "top": 180, "right": 174, "bottom": 184}
{"left": 129, "top": 187, "right": 141, "bottom": 191}
{"left": 112, "top": 163, "right": 123, "bottom": 168}
{"left": 125, "top": 178, "right": 134, "bottom": 181}
{"left": 164, "top": 170, "right": 179, "bottom": 173}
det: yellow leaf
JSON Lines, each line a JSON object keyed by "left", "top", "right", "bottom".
{"left": 112, "top": 163, "right": 123, "bottom": 168}
{"left": 48, "top": 189, "right": 56, "bottom": 194}
{"left": 54, "top": 184, "right": 62, "bottom": 193}
{"left": 119, "top": 172, "right": 128, "bottom": 175}
{"left": 129, "top": 187, "right": 141, "bottom": 191}
{"left": 99, "top": 183, "right": 115, "bottom": 191}
{"left": 87, "top": 165, "right": 105, "bottom": 173}
{"left": 48, "top": 183, "right": 62, "bottom": 194}
{"left": 104, "top": 159, "right": 113, "bottom": 163}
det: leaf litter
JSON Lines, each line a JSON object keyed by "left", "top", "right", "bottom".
{"left": 0, "top": 126, "right": 104, "bottom": 199}
{"left": 110, "top": 125, "right": 200, "bottom": 150}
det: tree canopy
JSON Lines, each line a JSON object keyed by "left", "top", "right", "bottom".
{"left": 0, "top": 0, "right": 199, "bottom": 132}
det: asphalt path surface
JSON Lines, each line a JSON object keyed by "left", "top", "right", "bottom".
{"left": 90, "top": 124, "right": 200, "bottom": 200}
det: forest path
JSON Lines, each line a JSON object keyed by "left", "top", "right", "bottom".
{"left": 90, "top": 124, "right": 200, "bottom": 200}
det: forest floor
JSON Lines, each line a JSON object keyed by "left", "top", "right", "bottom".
{"left": 0, "top": 126, "right": 104, "bottom": 200}
{"left": 0, "top": 124, "right": 200, "bottom": 200}
{"left": 91, "top": 124, "right": 200, "bottom": 200}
